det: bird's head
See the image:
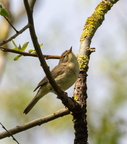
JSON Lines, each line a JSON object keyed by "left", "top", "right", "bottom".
{"left": 59, "top": 47, "right": 77, "bottom": 64}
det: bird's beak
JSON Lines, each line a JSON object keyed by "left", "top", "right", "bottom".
{"left": 69, "top": 47, "right": 72, "bottom": 53}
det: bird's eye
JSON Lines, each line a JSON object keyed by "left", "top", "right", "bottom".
{"left": 63, "top": 54, "right": 66, "bottom": 58}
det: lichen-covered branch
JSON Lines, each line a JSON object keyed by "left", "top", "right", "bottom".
{"left": 80, "top": 0, "right": 119, "bottom": 42}
{"left": 73, "top": 0, "right": 119, "bottom": 144}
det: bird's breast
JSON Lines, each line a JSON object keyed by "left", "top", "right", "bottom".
{"left": 55, "top": 62, "right": 79, "bottom": 90}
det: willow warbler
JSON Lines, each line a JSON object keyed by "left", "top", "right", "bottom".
{"left": 23, "top": 47, "right": 79, "bottom": 114}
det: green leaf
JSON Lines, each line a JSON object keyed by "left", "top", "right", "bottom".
{"left": 12, "top": 40, "right": 18, "bottom": 49}
{"left": 21, "top": 42, "right": 29, "bottom": 51}
{"left": 0, "top": 5, "right": 10, "bottom": 17}
{"left": 12, "top": 40, "right": 29, "bottom": 52}
{"left": 28, "top": 49, "right": 36, "bottom": 54}
{"left": 0, "top": 5, "right": 2, "bottom": 9}
{"left": 14, "top": 54, "right": 22, "bottom": 61}
{"left": 12, "top": 41, "right": 29, "bottom": 61}
{"left": 40, "top": 43, "right": 43, "bottom": 47}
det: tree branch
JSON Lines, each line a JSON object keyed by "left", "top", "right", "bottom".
{"left": 0, "top": 24, "right": 30, "bottom": 46}
{"left": 0, "top": 46, "right": 37, "bottom": 57}
{"left": 0, "top": 108, "right": 69, "bottom": 139}
{"left": 0, "top": 123, "right": 19, "bottom": 144}
{"left": 23, "top": 0, "right": 77, "bottom": 110}
{"left": 0, "top": 46, "right": 60, "bottom": 59}
{"left": 4, "top": 16, "right": 18, "bottom": 33}
{"left": 30, "top": 0, "right": 36, "bottom": 10}
{"left": 73, "top": 0, "right": 119, "bottom": 144}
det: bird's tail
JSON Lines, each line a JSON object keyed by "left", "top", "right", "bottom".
{"left": 23, "top": 96, "right": 40, "bottom": 114}
{"left": 23, "top": 87, "right": 49, "bottom": 114}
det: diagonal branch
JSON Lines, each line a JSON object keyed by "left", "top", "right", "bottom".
{"left": 4, "top": 16, "right": 18, "bottom": 33}
{"left": 0, "top": 108, "right": 69, "bottom": 139}
{"left": 0, "top": 123, "right": 19, "bottom": 144}
{"left": 24, "top": 0, "right": 77, "bottom": 110}
{"left": 0, "top": 24, "right": 30, "bottom": 46}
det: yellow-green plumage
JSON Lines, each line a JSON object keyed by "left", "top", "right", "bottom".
{"left": 23, "top": 48, "right": 79, "bottom": 114}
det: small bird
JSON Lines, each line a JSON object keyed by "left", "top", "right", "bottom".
{"left": 23, "top": 47, "right": 79, "bottom": 114}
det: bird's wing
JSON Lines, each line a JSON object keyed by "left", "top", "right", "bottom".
{"left": 51, "top": 63, "right": 66, "bottom": 78}
{"left": 33, "top": 77, "right": 48, "bottom": 92}
{"left": 33, "top": 63, "right": 66, "bottom": 92}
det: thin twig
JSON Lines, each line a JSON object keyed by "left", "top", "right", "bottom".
{"left": 0, "top": 123, "right": 20, "bottom": 144}
{"left": 0, "top": 108, "right": 69, "bottom": 139}
{"left": 30, "top": 0, "right": 36, "bottom": 10}
{"left": 4, "top": 16, "right": 18, "bottom": 33}
{"left": 0, "top": 24, "right": 30, "bottom": 46}
{"left": 0, "top": 46, "right": 37, "bottom": 57}
{"left": 0, "top": 46, "right": 60, "bottom": 59}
